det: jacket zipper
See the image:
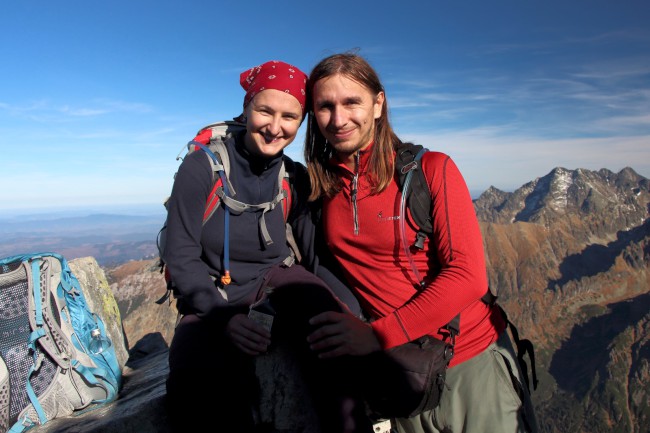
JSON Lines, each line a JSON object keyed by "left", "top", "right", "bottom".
{"left": 351, "top": 152, "right": 360, "bottom": 235}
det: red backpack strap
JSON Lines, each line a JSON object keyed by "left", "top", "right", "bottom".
{"left": 281, "top": 177, "right": 291, "bottom": 221}
{"left": 192, "top": 127, "right": 231, "bottom": 224}
{"left": 279, "top": 156, "right": 297, "bottom": 222}
{"left": 203, "top": 178, "right": 224, "bottom": 223}
{"left": 278, "top": 158, "right": 301, "bottom": 264}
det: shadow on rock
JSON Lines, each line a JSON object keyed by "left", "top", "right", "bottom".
{"left": 549, "top": 292, "right": 650, "bottom": 399}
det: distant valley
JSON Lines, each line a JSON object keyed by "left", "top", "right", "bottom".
{"left": 0, "top": 212, "right": 164, "bottom": 266}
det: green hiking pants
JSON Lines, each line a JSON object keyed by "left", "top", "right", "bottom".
{"left": 394, "top": 330, "right": 539, "bottom": 433}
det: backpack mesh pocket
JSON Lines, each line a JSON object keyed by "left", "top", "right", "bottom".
{"left": 0, "top": 264, "right": 58, "bottom": 424}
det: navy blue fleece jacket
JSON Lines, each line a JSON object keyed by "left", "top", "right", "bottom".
{"left": 163, "top": 132, "right": 356, "bottom": 323}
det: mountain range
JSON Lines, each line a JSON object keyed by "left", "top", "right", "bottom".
{"left": 2, "top": 166, "right": 648, "bottom": 433}
{"left": 474, "top": 166, "right": 649, "bottom": 433}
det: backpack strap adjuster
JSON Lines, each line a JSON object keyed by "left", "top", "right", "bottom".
{"left": 414, "top": 231, "right": 427, "bottom": 250}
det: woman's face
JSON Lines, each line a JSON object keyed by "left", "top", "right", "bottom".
{"left": 244, "top": 89, "right": 303, "bottom": 158}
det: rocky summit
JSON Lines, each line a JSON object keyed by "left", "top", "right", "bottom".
{"left": 24, "top": 166, "right": 650, "bottom": 433}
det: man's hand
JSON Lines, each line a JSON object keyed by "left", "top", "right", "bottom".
{"left": 225, "top": 313, "right": 272, "bottom": 355}
{"left": 307, "top": 311, "right": 381, "bottom": 358}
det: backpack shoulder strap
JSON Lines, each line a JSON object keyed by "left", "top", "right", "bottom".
{"left": 396, "top": 142, "right": 498, "bottom": 313}
{"left": 279, "top": 156, "right": 301, "bottom": 265}
{"left": 280, "top": 156, "right": 296, "bottom": 221}
{"left": 200, "top": 139, "right": 229, "bottom": 224}
{"left": 397, "top": 150, "right": 462, "bottom": 341}
{"left": 395, "top": 141, "right": 432, "bottom": 249}
{"left": 398, "top": 144, "right": 428, "bottom": 286}
{"left": 189, "top": 120, "right": 246, "bottom": 224}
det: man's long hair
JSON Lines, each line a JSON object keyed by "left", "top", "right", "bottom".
{"left": 304, "top": 53, "right": 400, "bottom": 201}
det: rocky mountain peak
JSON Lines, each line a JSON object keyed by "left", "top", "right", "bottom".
{"left": 475, "top": 167, "right": 649, "bottom": 236}
{"left": 472, "top": 166, "right": 649, "bottom": 433}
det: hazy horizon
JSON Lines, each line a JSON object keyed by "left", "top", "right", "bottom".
{"left": 2, "top": 162, "right": 648, "bottom": 217}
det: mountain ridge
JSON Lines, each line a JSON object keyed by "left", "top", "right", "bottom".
{"left": 3, "top": 165, "right": 648, "bottom": 433}
{"left": 99, "top": 165, "right": 648, "bottom": 433}
{"left": 472, "top": 166, "right": 649, "bottom": 433}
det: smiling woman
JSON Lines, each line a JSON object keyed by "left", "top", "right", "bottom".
{"left": 161, "top": 60, "right": 372, "bottom": 432}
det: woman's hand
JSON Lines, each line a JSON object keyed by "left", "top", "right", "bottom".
{"left": 225, "top": 313, "right": 272, "bottom": 355}
{"left": 307, "top": 311, "right": 382, "bottom": 358}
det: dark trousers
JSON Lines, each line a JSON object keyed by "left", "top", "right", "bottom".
{"left": 166, "top": 264, "right": 371, "bottom": 432}
{"left": 167, "top": 313, "right": 257, "bottom": 432}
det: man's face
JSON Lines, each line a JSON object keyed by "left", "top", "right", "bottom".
{"left": 244, "top": 89, "right": 303, "bottom": 158}
{"left": 312, "top": 74, "right": 384, "bottom": 161}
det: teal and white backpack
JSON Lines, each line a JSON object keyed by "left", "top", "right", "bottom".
{"left": 0, "top": 252, "right": 122, "bottom": 432}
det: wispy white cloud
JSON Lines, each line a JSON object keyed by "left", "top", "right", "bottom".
{"left": 564, "top": 28, "right": 650, "bottom": 46}
{"left": 387, "top": 47, "right": 650, "bottom": 141}
{"left": 477, "top": 28, "right": 650, "bottom": 58}
{"left": 569, "top": 55, "right": 650, "bottom": 83}
{"left": 401, "top": 129, "right": 650, "bottom": 193}
{"left": 419, "top": 92, "right": 498, "bottom": 103}
{"left": 95, "top": 99, "right": 154, "bottom": 114}
{"left": 0, "top": 99, "right": 154, "bottom": 123}
{"left": 389, "top": 99, "right": 431, "bottom": 109}
{"left": 59, "top": 106, "right": 110, "bottom": 117}
{"left": 602, "top": 114, "right": 650, "bottom": 127}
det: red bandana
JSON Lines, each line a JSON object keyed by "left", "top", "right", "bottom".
{"left": 240, "top": 60, "right": 308, "bottom": 112}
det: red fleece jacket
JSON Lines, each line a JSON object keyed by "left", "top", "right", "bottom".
{"left": 322, "top": 147, "right": 505, "bottom": 367}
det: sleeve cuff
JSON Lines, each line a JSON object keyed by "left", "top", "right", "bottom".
{"left": 370, "top": 312, "right": 411, "bottom": 350}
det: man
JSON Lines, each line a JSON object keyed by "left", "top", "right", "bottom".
{"left": 304, "top": 53, "right": 539, "bottom": 433}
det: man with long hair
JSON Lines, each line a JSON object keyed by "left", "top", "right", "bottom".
{"left": 304, "top": 53, "right": 539, "bottom": 433}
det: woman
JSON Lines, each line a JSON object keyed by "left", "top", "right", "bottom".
{"left": 163, "top": 60, "right": 369, "bottom": 432}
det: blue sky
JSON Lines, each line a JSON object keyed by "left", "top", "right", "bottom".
{"left": 1, "top": 0, "right": 649, "bottom": 214}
